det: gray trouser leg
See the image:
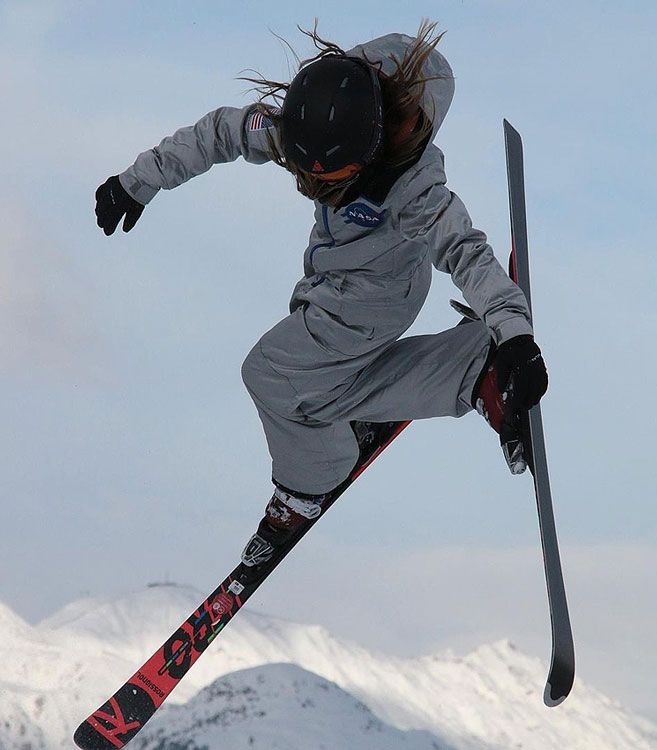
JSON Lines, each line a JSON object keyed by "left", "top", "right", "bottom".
{"left": 242, "top": 316, "right": 491, "bottom": 495}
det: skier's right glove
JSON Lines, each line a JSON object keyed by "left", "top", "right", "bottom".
{"left": 95, "top": 175, "right": 145, "bottom": 236}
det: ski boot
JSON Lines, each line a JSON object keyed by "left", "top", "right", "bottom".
{"left": 473, "top": 351, "right": 533, "bottom": 475}
{"left": 240, "top": 485, "right": 328, "bottom": 581}
{"left": 351, "top": 420, "right": 402, "bottom": 463}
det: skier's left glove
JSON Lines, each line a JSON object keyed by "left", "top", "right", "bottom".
{"left": 95, "top": 175, "right": 145, "bottom": 236}
{"left": 495, "top": 335, "right": 548, "bottom": 410}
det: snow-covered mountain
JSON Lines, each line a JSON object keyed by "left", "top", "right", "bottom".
{"left": 134, "top": 663, "right": 454, "bottom": 750}
{"left": 1, "top": 583, "right": 656, "bottom": 750}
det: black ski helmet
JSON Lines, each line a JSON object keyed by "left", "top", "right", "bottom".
{"left": 280, "top": 55, "right": 384, "bottom": 176}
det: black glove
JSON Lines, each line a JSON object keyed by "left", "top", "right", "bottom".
{"left": 95, "top": 176, "right": 145, "bottom": 235}
{"left": 496, "top": 335, "right": 548, "bottom": 410}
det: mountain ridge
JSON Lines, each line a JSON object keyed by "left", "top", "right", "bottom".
{"left": 1, "top": 583, "right": 655, "bottom": 750}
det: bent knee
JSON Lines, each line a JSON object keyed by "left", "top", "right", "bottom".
{"left": 241, "top": 342, "right": 268, "bottom": 395}
{"left": 241, "top": 341, "right": 298, "bottom": 418}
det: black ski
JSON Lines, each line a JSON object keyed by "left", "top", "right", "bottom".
{"left": 504, "top": 119, "right": 575, "bottom": 706}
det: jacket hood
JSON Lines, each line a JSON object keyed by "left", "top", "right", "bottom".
{"left": 346, "top": 33, "right": 455, "bottom": 141}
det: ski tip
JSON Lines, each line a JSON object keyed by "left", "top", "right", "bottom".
{"left": 73, "top": 722, "right": 105, "bottom": 750}
{"left": 74, "top": 717, "right": 130, "bottom": 750}
{"left": 543, "top": 648, "right": 576, "bottom": 708}
{"left": 543, "top": 676, "right": 575, "bottom": 708}
{"left": 543, "top": 687, "right": 567, "bottom": 708}
{"left": 503, "top": 119, "right": 522, "bottom": 145}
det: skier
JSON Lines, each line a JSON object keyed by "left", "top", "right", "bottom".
{"left": 95, "top": 23, "right": 548, "bottom": 576}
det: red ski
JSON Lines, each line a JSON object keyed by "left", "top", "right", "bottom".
{"left": 73, "top": 420, "right": 410, "bottom": 749}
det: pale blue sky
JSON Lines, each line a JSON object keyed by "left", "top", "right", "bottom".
{"left": 1, "top": 0, "right": 656, "bottom": 720}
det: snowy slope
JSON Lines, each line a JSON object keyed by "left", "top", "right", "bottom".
{"left": 210, "top": 612, "right": 657, "bottom": 750}
{"left": 0, "top": 695, "right": 49, "bottom": 750}
{"left": 1, "top": 583, "right": 656, "bottom": 750}
{"left": 134, "top": 663, "right": 455, "bottom": 750}
{"left": 0, "top": 600, "right": 30, "bottom": 638}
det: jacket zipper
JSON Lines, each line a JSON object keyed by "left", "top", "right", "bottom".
{"left": 309, "top": 205, "right": 336, "bottom": 287}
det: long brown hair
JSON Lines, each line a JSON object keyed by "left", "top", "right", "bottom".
{"left": 240, "top": 20, "right": 449, "bottom": 204}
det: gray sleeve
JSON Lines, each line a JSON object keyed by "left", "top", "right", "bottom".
{"left": 400, "top": 183, "right": 533, "bottom": 344}
{"left": 118, "top": 104, "right": 278, "bottom": 205}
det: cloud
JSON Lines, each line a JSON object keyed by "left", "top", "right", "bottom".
{"left": 0, "top": 0, "right": 73, "bottom": 43}
{"left": 0, "top": 202, "right": 104, "bottom": 382}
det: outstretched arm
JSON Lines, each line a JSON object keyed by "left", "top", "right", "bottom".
{"left": 119, "top": 104, "right": 278, "bottom": 204}
{"left": 95, "top": 104, "right": 278, "bottom": 235}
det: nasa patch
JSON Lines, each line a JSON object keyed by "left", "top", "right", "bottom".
{"left": 341, "top": 202, "right": 387, "bottom": 228}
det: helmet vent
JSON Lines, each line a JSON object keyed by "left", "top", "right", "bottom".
{"left": 326, "top": 145, "right": 340, "bottom": 156}
{"left": 300, "top": 104, "right": 305, "bottom": 120}
{"left": 295, "top": 143, "right": 308, "bottom": 155}
{"left": 340, "top": 76, "right": 349, "bottom": 88}
{"left": 328, "top": 105, "right": 335, "bottom": 122}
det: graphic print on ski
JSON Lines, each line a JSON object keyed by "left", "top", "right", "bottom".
{"left": 504, "top": 119, "right": 575, "bottom": 707}
{"left": 73, "top": 420, "right": 410, "bottom": 750}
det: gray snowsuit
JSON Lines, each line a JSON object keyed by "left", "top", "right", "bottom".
{"left": 119, "top": 33, "right": 533, "bottom": 494}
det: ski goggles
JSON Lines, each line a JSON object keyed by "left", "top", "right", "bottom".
{"left": 311, "top": 162, "right": 363, "bottom": 182}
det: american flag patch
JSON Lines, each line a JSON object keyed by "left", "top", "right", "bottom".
{"left": 248, "top": 110, "right": 273, "bottom": 131}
